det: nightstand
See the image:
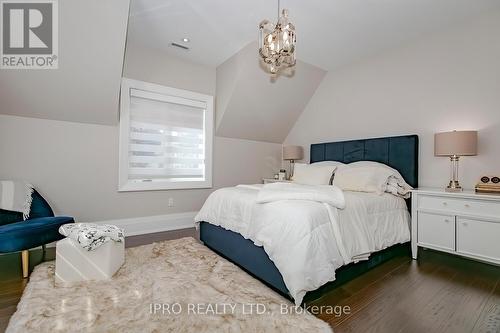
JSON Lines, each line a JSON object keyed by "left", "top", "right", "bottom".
{"left": 262, "top": 178, "right": 293, "bottom": 184}
{"left": 411, "top": 188, "right": 500, "bottom": 265}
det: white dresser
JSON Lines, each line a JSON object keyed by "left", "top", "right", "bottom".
{"left": 411, "top": 188, "right": 500, "bottom": 265}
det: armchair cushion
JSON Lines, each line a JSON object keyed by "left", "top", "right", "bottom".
{"left": 0, "top": 190, "right": 54, "bottom": 226}
{"left": 0, "top": 209, "right": 21, "bottom": 226}
{"left": 0, "top": 216, "right": 73, "bottom": 253}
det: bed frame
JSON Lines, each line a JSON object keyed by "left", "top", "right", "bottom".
{"left": 200, "top": 134, "right": 418, "bottom": 303}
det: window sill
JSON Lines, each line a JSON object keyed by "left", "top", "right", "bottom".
{"left": 118, "top": 180, "right": 212, "bottom": 192}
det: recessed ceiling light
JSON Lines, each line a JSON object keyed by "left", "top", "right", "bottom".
{"left": 182, "top": 38, "right": 190, "bottom": 43}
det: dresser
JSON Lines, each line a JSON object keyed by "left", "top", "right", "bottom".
{"left": 411, "top": 188, "right": 500, "bottom": 265}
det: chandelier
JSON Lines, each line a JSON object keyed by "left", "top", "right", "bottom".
{"left": 258, "top": 0, "right": 296, "bottom": 74}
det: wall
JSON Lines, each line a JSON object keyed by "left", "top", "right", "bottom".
{"left": 123, "top": 43, "right": 216, "bottom": 96}
{"left": 215, "top": 42, "right": 326, "bottom": 143}
{"left": 285, "top": 11, "right": 500, "bottom": 190}
{"left": 0, "top": 115, "right": 280, "bottom": 221}
{"left": 0, "top": 43, "right": 281, "bottom": 222}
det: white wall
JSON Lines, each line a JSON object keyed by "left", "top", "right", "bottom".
{"left": 0, "top": 115, "right": 280, "bottom": 221}
{"left": 123, "top": 43, "right": 216, "bottom": 96}
{"left": 215, "top": 42, "right": 326, "bottom": 143}
{"left": 0, "top": 43, "right": 281, "bottom": 222}
{"left": 285, "top": 11, "right": 500, "bottom": 190}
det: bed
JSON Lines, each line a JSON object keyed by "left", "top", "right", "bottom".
{"left": 198, "top": 135, "right": 418, "bottom": 304}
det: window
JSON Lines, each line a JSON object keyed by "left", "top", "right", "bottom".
{"left": 119, "top": 78, "right": 213, "bottom": 191}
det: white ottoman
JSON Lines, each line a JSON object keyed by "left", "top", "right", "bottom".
{"left": 55, "top": 237, "right": 125, "bottom": 284}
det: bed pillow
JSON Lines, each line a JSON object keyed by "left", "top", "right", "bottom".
{"left": 310, "top": 161, "right": 345, "bottom": 167}
{"left": 310, "top": 161, "right": 345, "bottom": 184}
{"left": 334, "top": 161, "right": 412, "bottom": 196}
{"left": 292, "top": 163, "right": 337, "bottom": 185}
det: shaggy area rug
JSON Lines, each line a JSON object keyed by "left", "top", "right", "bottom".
{"left": 6, "top": 237, "right": 332, "bottom": 333}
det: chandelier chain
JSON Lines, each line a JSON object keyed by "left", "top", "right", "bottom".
{"left": 277, "top": 0, "right": 280, "bottom": 21}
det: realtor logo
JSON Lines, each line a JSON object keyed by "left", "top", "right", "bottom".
{"left": 1, "top": 0, "right": 58, "bottom": 69}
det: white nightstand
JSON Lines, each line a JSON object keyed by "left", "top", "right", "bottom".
{"left": 411, "top": 188, "right": 500, "bottom": 266}
{"left": 262, "top": 178, "right": 293, "bottom": 184}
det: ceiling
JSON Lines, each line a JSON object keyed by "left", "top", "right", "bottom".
{"left": 127, "top": 0, "right": 500, "bottom": 70}
{"left": 0, "top": 0, "right": 130, "bottom": 125}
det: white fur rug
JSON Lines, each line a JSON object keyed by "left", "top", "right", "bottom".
{"left": 7, "top": 237, "right": 332, "bottom": 333}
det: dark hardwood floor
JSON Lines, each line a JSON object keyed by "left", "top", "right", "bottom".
{"left": 310, "top": 249, "right": 500, "bottom": 333}
{"left": 1, "top": 245, "right": 498, "bottom": 333}
{"left": 0, "top": 248, "right": 50, "bottom": 333}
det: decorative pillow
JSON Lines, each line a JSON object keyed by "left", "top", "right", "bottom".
{"left": 293, "top": 163, "right": 337, "bottom": 186}
{"left": 334, "top": 161, "right": 412, "bottom": 196}
{"left": 385, "top": 176, "right": 413, "bottom": 199}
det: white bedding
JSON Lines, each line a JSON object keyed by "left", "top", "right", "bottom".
{"left": 195, "top": 184, "right": 410, "bottom": 305}
{"left": 337, "top": 191, "right": 411, "bottom": 261}
{"left": 256, "top": 183, "right": 345, "bottom": 207}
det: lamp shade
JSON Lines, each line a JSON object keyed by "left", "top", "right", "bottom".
{"left": 283, "top": 145, "right": 303, "bottom": 160}
{"left": 434, "top": 130, "right": 478, "bottom": 156}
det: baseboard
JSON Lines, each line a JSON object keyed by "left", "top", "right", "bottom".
{"left": 94, "top": 211, "right": 198, "bottom": 237}
{"left": 125, "top": 228, "right": 196, "bottom": 248}
{"left": 45, "top": 211, "right": 198, "bottom": 248}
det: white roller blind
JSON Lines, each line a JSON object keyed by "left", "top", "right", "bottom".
{"left": 128, "top": 88, "right": 206, "bottom": 182}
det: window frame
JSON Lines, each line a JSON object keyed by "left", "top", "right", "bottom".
{"left": 118, "top": 78, "right": 214, "bottom": 192}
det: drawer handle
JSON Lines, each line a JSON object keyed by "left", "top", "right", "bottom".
{"left": 442, "top": 202, "right": 448, "bottom": 206}
{"left": 444, "top": 219, "right": 450, "bottom": 223}
{"left": 462, "top": 222, "right": 468, "bottom": 226}
{"left": 464, "top": 204, "right": 470, "bottom": 208}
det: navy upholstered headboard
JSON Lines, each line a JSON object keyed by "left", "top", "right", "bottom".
{"left": 310, "top": 135, "right": 419, "bottom": 188}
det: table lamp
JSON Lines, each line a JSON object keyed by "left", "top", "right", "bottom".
{"left": 434, "top": 130, "right": 478, "bottom": 192}
{"left": 283, "top": 145, "right": 303, "bottom": 180}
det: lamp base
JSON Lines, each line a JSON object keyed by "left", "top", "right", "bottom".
{"left": 445, "top": 155, "right": 463, "bottom": 192}
{"left": 446, "top": 180, "right": 462, "bottom": 192}
{"left": 287, "top": 160, "right": 295, "bottom": 181}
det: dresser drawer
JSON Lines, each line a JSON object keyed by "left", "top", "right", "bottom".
{"left": 417, "top": 212, "right": 455, "bottom": 251}
{"left": 457, "top": 217, "right": 500, "bottom": 263}
{"left": 418, "top": 195, "right": 500, "bottom": 218}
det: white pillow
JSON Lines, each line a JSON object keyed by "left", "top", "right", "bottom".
{"left": 311, "top": 161, "right": 345, "bottom": 168}
{"left": 344, "top": 161, "right": 391, "bottom": 169}
{"left": 334, "top": 161, "right": 410, "bottom": 195}
{"left": 292, "top": 163, "right": 337, "bottom": 185}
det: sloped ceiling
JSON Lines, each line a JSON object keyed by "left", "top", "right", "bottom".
{"left": 128, "top": 0, "right": 500, "bottom": 70}
{"left": 215, "top": 42, "right": 326, "bottom": 143}
{"left": 0, "top": 0, "right": 130, "bottom": 125}
{"left": 126, "top": 0, "right": 500, "bottom": 144}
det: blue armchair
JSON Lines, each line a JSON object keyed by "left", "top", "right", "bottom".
{"left": 0, "top": 190, "right": 74, "bottom": 277}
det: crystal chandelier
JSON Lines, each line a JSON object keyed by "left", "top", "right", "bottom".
{"left": 258, "top": 0, "right": 296, "bottom": 74}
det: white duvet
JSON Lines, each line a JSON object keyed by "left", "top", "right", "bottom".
{"left": 195, "top": 183, "right": 410, "bottom": 305}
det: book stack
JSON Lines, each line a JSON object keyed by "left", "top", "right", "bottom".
{"left": 475, "top": 183, "right": 500, "bottom": 194}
